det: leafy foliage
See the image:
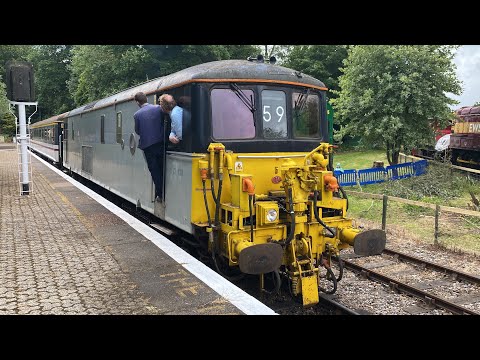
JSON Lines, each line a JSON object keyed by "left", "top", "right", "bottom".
{"left": 0, "top": 45, "right": 31, "bottom": 116}
{"left": 67, "top": 45, "right": 148, "bottom": 106}
{"left": 0, "top": 44, "right": 262, "bottom": 129}
{"left": 0, "top": 76, "right": 14, "bottom": 137}
{"left": 333, "top": 46, "right": 462, "bottom": 164}
{"left": 0, "top": 76, "right": 7, "bottom": 116}
{"left": 0, "top": 45, "right": 31, "bottom": 75}
{"left": 27, "top": 45, "right": 74, "bottom": 121}
{"left": 283, "top": 45, "right": 348, "bottom": 97}
{"left": 0, "top": 74, "right": 15, "bottom": 137}
{"left": 0, "top": 46, "right": 31, "bottom": 134}
{"left": 67, "top": 45, "right": 260, "bottom": 107}
{"left": 261, "top": 45, "right": 294, "bottom": 64}
{"left": 0, "top": 111, "right": 16, "bottom": 137}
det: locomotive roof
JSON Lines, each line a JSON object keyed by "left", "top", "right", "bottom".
{"left": 30, "top": 112, "right": 69, "bottom": 128}
{"left": 67, "top": 60, "right": 327, "bottom": 117}
{"left": 457, "top": 106, "right": 480, "bottom": 116}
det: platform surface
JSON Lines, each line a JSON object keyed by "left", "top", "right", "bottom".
{"left": 0, "top": 144, "right": 276, "bottom": 315}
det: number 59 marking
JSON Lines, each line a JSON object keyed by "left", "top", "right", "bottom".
{"left": 263, "top": 105, "right": 285, "bottom": 122}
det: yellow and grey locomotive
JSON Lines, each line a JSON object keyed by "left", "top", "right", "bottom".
{"left": 32, "top": 59, "right": 386, "bottom": 306}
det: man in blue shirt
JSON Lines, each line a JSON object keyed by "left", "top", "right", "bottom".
{"left": 134, "top": 92, "right": 165, "bottom": 201}
{"left": 159, "top": 94, "right": 183, "bottom": 144}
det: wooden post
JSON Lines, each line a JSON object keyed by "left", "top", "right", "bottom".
{"left": 382, "top": 195, "right": 388, "bottom": 231}
{"left": 434, "top": 204, "right": 440, "bottom": 246}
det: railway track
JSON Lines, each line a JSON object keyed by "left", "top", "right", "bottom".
{"left": 338, "top": 247, "right": 480, "bottom": 315}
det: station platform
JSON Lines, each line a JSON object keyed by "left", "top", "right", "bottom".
{"left": 0, "top": 143, "right": 276, "bottom": 315}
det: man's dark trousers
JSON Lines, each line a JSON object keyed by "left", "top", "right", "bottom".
{"left": 143, "top": 142, "right": 164, "bottom": 199}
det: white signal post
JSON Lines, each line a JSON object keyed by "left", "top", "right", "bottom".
{"left": 9, "top": 100, "right": 37, "bottom": 195}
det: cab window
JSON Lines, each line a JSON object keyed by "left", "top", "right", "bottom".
{"left": 292, "top": 92, "right": 320, "bottom": 138}
{"left": 211, "top": 88, "right": 255, "bottom": 140}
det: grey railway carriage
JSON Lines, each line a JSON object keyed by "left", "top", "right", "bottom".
{"left": 30, "top": 59, "right": 386, "bottom": 306}
{"left": 29, "top": 113, "right": 67, "bottom": 164}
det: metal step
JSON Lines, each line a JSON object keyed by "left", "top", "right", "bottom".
{"left": 150, "top": 222, "right": 175, "bottom": 236}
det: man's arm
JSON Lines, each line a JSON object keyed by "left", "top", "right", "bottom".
{"left": 168, "top": 107, "right": 182, "bottom": 144}
{"left": 134, "top": 114, "right": 140, "bottom": 135}
{"left": 172, "top": 107, "right": 183, "bottom": 139}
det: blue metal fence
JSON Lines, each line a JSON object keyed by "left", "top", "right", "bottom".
{"left": 334, "top": 159, "right": 428, "bottom": 186}
{"left": 358, "top": 168, "right": 387, "bottom": 185}
{"left": 412, "top": 160, "right": 428, "bottom": 176}
{"left": 386, "top": 162, "right": 415, "bottom": 180}
{"left": 333, "top": 169, "right": 357, "bottom": 186}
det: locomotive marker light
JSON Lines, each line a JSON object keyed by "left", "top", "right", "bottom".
{"left": 5, "top": 61, "right": 37, "bottom": 195}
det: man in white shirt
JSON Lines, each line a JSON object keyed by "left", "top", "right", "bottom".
{"left": 159, "top": 94, "right": 183, "bottom": 144}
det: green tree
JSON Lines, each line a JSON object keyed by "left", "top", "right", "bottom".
{"left": 258, "top": 45, "right": 294, "bottom": 64}
{"left": 0, "top": 46, "right": 31, "bottom": 112}
{"left": 0, "top": 45, "right": 31, "bottom": 75}
{"left": 142, "top": 45, "right": 259, "bottom": 76}
{"left": 225, "top": 45, "right": 261, "bottom": 60}
{"left": 333, "top": 45, "right": 461, "bottom": 165}
{"left": 474, "top": 101, "right": 480, "bottom": 107}
{"left": 0, "top": 77, "right": 16, "bottom": 137}
{"left": 0, "top": 76, "right": 7, "bottom": 115}
{"left": 0, "top": 46, "right": 31, "bottom": 137}
{"left": 0, "top": 112, "right": 16, "bottom": 137}
{"left": 283, "top": 45, "right": 348, "bottom": 97}
{"left": 27, "top": 45, "right": 74, "bottom": 121}
{"left": 0, "top": 76, "right": 15, "bottom": 138}
{"left": 68, "top": 45, "right": 153, "bottom": 106}
{"left": 68, "top": 45, "right": 260, "bottom": 107}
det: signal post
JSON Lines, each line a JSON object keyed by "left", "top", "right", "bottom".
{"left": 5, "top": 61, "right": 37, "bottom": 195}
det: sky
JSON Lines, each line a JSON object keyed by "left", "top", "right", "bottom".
{"left": 450, "top": 45, "right": 480, "bottom": 108}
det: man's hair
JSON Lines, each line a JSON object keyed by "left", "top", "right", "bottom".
{"left": 159, "top": 94, "right": 177, "bottom": 112}
{"left": 134, "top": 92, "right": 148, "bottom": 105}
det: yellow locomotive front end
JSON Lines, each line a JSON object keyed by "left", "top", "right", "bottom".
{"left": 193, "top": 142, "right": 386, "bottom": 307}
{"left": 165, "top": 58, "right": 388, "bottom": 307}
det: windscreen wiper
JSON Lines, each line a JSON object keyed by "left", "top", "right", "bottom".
{"left": 229, "top": 83, "right": 256, "bottom": 113}
{"left": 294, "top": 88, "right": 310, "bottom": 112}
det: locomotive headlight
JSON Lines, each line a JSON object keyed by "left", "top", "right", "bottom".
{"left": 266, "top": 209, "right": 278, "bottom": 222}
{"left": 257, "top": 202, "right": 279, "bottom": 226}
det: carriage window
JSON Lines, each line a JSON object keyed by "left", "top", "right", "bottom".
{"left": 211, "top": 88, "right": 255, "bottom": 140}
{"left": 116, "top": 112, "right": 122, "bottom": 143}
{"left": 292, "top": 92, "right": 321, "bottom": 138}
{"left": 100, "top": 115, "right": 105, "bottom": 144}
{"left": 262, "top": 90, "right": 287, "bottom": 139}
{"left": 72, "top": 121, "right": 74, "bottom": 140}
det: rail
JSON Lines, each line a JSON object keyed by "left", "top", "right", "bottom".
{"left": 340, "top": 256, "right": 478, "bottom": 315}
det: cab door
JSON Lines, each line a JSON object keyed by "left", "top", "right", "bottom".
{"left": 62, "top": 121, "right": 68, "bottom": 164}
{"left": 57, "top": 122, "right": 63, "bottom": 165}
